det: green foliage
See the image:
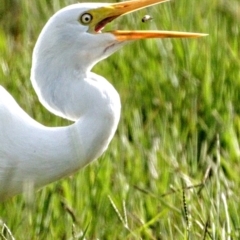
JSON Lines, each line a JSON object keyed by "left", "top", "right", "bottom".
{"left": 0, "top": 0, "right": 239, "bottom": 239}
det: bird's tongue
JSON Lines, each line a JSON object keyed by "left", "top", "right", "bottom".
{"left": 95, "top": 16, "right": 118, "bottom": 32}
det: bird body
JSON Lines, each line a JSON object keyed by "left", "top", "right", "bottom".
{"left": 0, "top": 0, "right": 206, "bottom": 201}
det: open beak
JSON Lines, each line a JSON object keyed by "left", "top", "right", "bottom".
{"left": 87, "top": 0, "right": 207, "bottom": 41}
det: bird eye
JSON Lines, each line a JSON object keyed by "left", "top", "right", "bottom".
{"left": 80, "top": 13, "right": 93, "bottom": 25}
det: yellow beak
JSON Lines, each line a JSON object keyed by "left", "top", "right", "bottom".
{"left": 87, "top": 0, "right": 207, "bottom": 40}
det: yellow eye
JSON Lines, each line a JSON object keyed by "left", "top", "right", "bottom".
{"left": 80, "top": 13, "right": 93, "bottom": 25}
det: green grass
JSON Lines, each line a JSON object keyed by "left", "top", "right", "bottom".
{"left": 0, "top": 0, "right": 239, "bottom": 239}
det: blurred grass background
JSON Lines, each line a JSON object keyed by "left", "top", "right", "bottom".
{"left": 0, "top": 0, "right": 239, "bottom": 239}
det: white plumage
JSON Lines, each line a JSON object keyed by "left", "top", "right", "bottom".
{"left": 0, "top": 0, "right": 205, "bottom": 201}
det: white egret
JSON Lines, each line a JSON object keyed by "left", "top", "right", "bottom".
{"left": 0, "top": 0, "right": 206, "bottom": 201}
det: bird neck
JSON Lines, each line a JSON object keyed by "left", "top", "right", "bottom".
{"left": 31, "top": 46, "right": 119, "bottom": 121}
{"left": 0, "top": 83, "right": 120, "bottom": 199}
{"left": 29, "top": 43, "right": 122, "bottom": 184}
{"left": 38, "top": 72, "right": 121, "bottom": 183}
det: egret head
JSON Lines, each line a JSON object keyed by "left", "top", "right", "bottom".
{"left": 32, "top": 0, "right": 206, "bottom": 73}
{"left": 31, "top": 0, "right": 206, "bottom": 121}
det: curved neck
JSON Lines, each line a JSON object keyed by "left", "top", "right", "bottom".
{"left": 0, "top": 74, "right": 120, "bottom": 199}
